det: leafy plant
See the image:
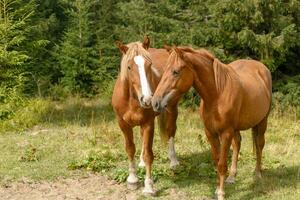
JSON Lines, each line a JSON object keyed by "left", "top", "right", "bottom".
{"left": 68, "top": 151, "right": 117, "bottom": 172}
{"left": 19, "top": 144, "right": 39, "bottom": 162}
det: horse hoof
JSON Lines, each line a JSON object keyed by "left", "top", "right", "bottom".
{"left": 127, "top": 182, "right": 139, "bottom": 190}
{"left": 215, "top": 188, "right": 225, "bottom": 200}
{"left": 170, "top": 160, "right": 180, "bottom": 169}
{"left": 215, "top": 193, "right": 225, "bottom": 200}
{"left": 142, "top": 188, "right": 157, "bottom": 197}
{"left": 138, "top": 160, "right": 145, "bottom": 168}
{"left": 225, "top": 176, "right": 235, "bottom": 184}
{"left": 255, "top": 171, "right": 262, "bottom": 179}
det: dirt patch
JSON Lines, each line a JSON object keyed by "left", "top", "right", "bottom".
{"left": 0, "top": 174, "right": 196, "bottom": 200}
{"left": 0, "top": 174, "right": 139, "bottom": 200}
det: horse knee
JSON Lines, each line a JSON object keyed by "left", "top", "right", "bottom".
{"left": 143, "top": 149, "right": 154, "bottom": 164}
{"left": 218, "top": 161, "right": 228, "bottom": 175}
{"left": 125, "top": 142, "right": 136, "bottom": 159}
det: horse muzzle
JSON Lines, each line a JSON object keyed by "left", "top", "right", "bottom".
{"left": 152, "top": 90, "right": 175, "bottom": 112}
{"left": 151, "top": 97, "right": 166, "bottom": 112}
{"left": 139, "top": 95, "right": 152, "bottom": 108}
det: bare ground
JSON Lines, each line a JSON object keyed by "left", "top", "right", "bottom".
{"left": 0, "top": 173, "right": 191, "bottom": 200}
{"left": 0, "top": 174, "right": 139, "bottom": 200}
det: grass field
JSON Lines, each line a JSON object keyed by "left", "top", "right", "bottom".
{"left": 0, "top": 97, "right": 299, "bottom": 199}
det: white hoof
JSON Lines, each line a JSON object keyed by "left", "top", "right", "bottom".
{"left": 127, "top": 181, "right": 139, "bottom": 190}
{"left": 127, "top": 174, "right": 139, "bottom": 190}
{"left": 138, "top": 160, "right": 145, "bottom": 168}
{"left": 225, "top": 176, "right": 235, "bottom": 184}
{"left": 215, "top": 188, "right": 225, "bottom": 200}
{"left": 256, "top": 170, "right": 262, "bottom": 179}
{"left": 143, "top": 178, "right": 156, "bottom": 196}
{"left": 142, "top": 188, "right": 157, "bottom": 196}
{"left": 217, "top": 194, "right": 225, "bottom": 200}
{"left": 170, "top": 159, "right": 180, "bottom": 169}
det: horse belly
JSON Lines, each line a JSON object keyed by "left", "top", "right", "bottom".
{"left": 238, "top": 87, "right": 270, "bottom": 130}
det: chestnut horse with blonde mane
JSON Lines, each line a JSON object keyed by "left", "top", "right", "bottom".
{"left": 112, "top": 37, "right": 180, "bottom": 196}
{"left": 152, "top": 46, "right": 272, "bottom": 200}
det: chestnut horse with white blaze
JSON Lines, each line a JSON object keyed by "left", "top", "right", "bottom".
{"left": 152, "top": 46, "right": 272, "bottom": 200}
{"left": 112, "top": 37, "right": 180, "bottom": 196}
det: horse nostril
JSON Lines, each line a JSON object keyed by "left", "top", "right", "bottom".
{"left": 140, "top": 96, "right": 144, "bottom": 103}
{"left": 155, "top": 101, "right": 159, "bottom": 109}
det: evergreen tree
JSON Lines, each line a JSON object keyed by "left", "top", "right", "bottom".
{"left": 57, "top": 0, "right": 99, "bottom": 95}
{"left": 0, "top": 0, "right": 35, "bottom": 93}
{"left": 209, "top": 0, "right": 300, "bottom": 71}
{"left": 21, "top": 0, "right": 69, "bottom": 96}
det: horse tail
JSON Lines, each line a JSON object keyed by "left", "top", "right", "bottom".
{"left": 157, "top": 111, "right": 169, "bottom": 145}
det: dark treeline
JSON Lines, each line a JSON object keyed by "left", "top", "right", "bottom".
{"left": 0, "top": 0, "right": 300, "bottom": 105}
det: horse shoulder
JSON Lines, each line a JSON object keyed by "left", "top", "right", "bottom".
{"left": 112, "top": 77, "right": 130, "bottom": 115}
{"left": 201, "top": 101, "right": 226, "bottom": 133}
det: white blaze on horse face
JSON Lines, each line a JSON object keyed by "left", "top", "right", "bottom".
{"left": 134, "top": 55, "right": 152, "bottom": 99}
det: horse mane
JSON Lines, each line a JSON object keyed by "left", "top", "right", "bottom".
{"left": 212, "top": 59, "right": 232, "bottom": 94}
{"left": 120, "top": 42, "right": 151, "bottom": 81}
{"left": 177, "top": 46, "right": 231, "bottom": 94}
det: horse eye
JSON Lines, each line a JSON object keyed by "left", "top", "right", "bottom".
{"left": 172, "top": 69, "right": 179, "bottom": 76}
{"left": 128, "top": 65, "right": 131, "bottom": 70}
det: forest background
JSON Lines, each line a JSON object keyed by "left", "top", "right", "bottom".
{"left": 1, "top": 0, "right": 300, "bottom": 122}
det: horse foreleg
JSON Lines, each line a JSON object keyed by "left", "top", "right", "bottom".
{"left": 117, "top": 118, "right": 138, "bottom": 189}
{"left": 216, "top": 129, "right": 233, "bottom": 200}
{"left": 226, "top": 131, "right": 241, "bottom": 184}
{"left": 141, "top": 121, "right": 156, "bottom": 196}
{"left": 138, "top": 129, "right": 145, "bottom": 168}
{"left": 204, "top": 128, "right": 220, "bottom": 169}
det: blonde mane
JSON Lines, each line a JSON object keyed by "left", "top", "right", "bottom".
{"left": 120, "top": 42, "right": 151, "bottom": 81}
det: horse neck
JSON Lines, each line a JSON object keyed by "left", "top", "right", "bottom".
{"left": 150, "top": 67, "right": 161, "bottom": 91}
{"left": 187, "top": 53, "right": 219, "bottom": 105}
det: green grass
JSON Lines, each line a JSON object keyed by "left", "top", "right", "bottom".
{"left": 0, "top": 96, "right": 299, "bottom": 199}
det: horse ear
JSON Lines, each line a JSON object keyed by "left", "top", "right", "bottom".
{"left": 115, "top": 41, "right": 128, "bottom": 54}
{"left": 174, "top": 46, "right": 184, "bottom": 58}
{"left": 163, "top": 44, "right": 172, "bottom": 53}
{"left": 142, "top": 35, "right": 150, "bottom": 50}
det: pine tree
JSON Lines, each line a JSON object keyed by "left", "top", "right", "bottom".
{"left": 209, "top": 0, "right": 300, "bottom": 71}
{"left": 0, "top": 0, "right": 35, "bottom": 92}
{"left": 21, "top": 0, "right": 69, "bottom": 96}
{"left": 57, "top": 0, "right": 99, "bottom": 95}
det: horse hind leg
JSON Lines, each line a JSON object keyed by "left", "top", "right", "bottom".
{"left": 252, "top": 117, "right": 268, "bottom": 179}
{"left": 226, "top": 131, "right": 241, "bottom": 184}
{"left": 117, "top": 118, "right": 138, "bottom": 189}
{"left": 168, "top": 136, "right": 179, "bottom": 168}
{"left": 166, "top": 108, "right": 180, "bottom": 168}
{"left": 158, "top": 108, "right": 179, "bottom": 168}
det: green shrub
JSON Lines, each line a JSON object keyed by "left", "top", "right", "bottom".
{"left": 68, "top": 151, "right": 117, "bottom": 173}
{"left": 0, "top": 97, "right": 52, "bottom": 133}
{"left": 273, "top": 75, "right": 300, "bottom": 107}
